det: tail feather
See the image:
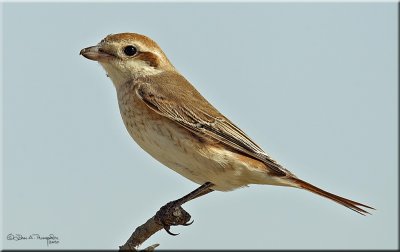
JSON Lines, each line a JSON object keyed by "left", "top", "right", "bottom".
{"left": 290, "top": 177, "right": 375, "bottom": 215}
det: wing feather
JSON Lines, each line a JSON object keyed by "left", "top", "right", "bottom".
{"left": 135, "top": 80, "right": 288, "bottom": 176}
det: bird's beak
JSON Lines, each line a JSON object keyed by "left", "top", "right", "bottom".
{"left": 80, "top": 45, "right": 113, "bottom": 62}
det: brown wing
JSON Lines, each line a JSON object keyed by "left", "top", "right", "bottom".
{"left": 134, "top": 75, "right": 288, "bottom": 176}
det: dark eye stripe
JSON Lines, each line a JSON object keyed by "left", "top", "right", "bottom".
{"left": 136, "top": 52, "right": 160, "bottom": 68}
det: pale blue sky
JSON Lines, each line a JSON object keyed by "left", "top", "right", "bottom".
{"left": 2, "top": 2, "right": 398, "bottom": 250}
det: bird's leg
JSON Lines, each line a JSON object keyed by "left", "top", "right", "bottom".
{"left": 155, "top": 182, "right": 214, "bottom": 235}
{"left": 174, "top": 182, "right": 214, "bottom": 206}
{"left": 179, "top": 187, "right": 214, "bottom": 226}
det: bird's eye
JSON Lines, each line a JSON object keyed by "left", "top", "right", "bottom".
{"left": 123, "top": 45, "right": 137, "bottom": 56}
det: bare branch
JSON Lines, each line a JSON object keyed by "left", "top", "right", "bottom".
{"left": 119, "top": 183, "right": 214, "bottom": 251}
{"left": 119, "top": 202, "right": 192, "bottom": 251}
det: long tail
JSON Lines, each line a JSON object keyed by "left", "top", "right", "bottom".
{"left": 289, "top": 177, "right": 375, "bottom": 215}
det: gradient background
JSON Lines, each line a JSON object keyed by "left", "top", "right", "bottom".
{"left": 2, "top": 2, "right": 398, "bottom": 250}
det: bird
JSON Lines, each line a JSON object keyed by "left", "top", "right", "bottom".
{"left": 80, "top": 32, "right": 374, "bottom": 219}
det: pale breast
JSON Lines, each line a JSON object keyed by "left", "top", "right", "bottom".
{"left": 116, "top": 82, "right": 217, "bottom": 183}
{"left": 115, "top": 82, "right": 284, "bottom": 191}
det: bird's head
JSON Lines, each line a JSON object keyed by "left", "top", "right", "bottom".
{"left": 80, "top": 33, "right": 175, "bottom": 87}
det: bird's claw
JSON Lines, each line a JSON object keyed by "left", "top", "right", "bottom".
{"left": 155, "top": 201, "right": 192, "bottom": 236}
{"left": 163, "top": 225, "right": 180, "bottom": 236}
{"left": 161, "top": 217, "right": 193, "bottom": 235}
{"left": 182, "top": 219, "right": 194, "bottom": 226}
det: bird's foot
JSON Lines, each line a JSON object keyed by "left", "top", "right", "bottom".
{"left": 154, "top": 200, "right": 193, "bottom": 236}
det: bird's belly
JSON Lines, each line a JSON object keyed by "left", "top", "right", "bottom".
{"left": 118, "top": 98, "right": 286, "bottom": 191}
